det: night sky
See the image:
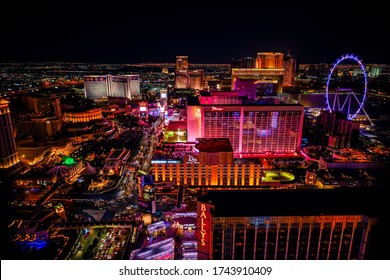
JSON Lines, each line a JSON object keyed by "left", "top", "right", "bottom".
{"left": 1, "top": 0, "right": 389, "bottom": 64}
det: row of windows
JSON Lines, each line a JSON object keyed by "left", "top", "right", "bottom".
{"left": 213, "top": 224, "right": 365, "bottom": 260}
{"left": 204, "top": 111, "right": 301, "bottom": 118}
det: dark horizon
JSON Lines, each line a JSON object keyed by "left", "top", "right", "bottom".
{"left": 1, "top": 1, "right": 389, "bottom": 65}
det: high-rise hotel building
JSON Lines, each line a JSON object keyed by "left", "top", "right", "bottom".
{"left": 0, "top": 99, "right": 20, "bottom": 172}
{"left": 152, "top": 138, "right": 264, "bottom": 188}
{"left": 187, "top": 94, "right": 304, "bottom": 156}
{"left": 84, "top": 75, "right": 112, "bottom": 100}
{"left": 174, "top": 56, "right": 204, "bottom": 90}
{"left": 84, "top": 74, "right": 140, "bottom": 100}
{"left": 176, "top": 56, "right": 189, "bottom": 70}
{"left": 232, "top": 52, "right": 285, "bottom": 98}
{"left": 231, "top": 51, "right": 297, "bottom": 95}
{"left": 197, "top": 190, "right": 383, "bottom": 260}
{"left": 283, "top": 53, "right": 297, "bottom": 86}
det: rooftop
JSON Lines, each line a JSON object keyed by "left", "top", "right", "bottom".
{"left": 166, "top": 121, "right": 186, "bottom": 131}
{"left": 187, "top": 95, "right": 303, "bottom": 107}
{"left": 195, "top": 138, "right": 233, "bottom": 153}
{"left": 198, "top": 188, "right": 389, "bottom": 217}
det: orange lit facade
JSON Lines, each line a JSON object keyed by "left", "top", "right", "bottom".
{"left": 153, "top": 138, "right": 263, "bottom": 188}
{"left": 153, "top": 162, "right": 262, "bottom": 188}
{"left": 174, "top": 70, "right": 204, "bottom": 90}
{"left": 63, "top": 108, "right": 103, "bottom": 123}
{"left": 232, "top": 52, "right": 285, "bottom": 97}
{"left": 0, "top": 99, "right": 20, "bottom": 170}
{"left": 255, "top": 52, "right": 284, "bottom": 69}
{"left": 231, "top": 68, "right": 284, "bottom": 95}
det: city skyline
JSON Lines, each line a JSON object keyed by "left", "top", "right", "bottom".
{"left": 1, "top": 1, "right": 389, "bottom": 64}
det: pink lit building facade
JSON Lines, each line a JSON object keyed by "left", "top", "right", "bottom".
{"left": 187, "top": 96, "right": 304, "bottom": 156}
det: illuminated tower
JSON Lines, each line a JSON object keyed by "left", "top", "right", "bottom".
{"left": 232, "top": 52, "right": 285, "bottom": 98}
{"left": 176, "top": 56, "right": 189, "bottom": 70}
{"left": 283, "top": 53, "right": 297, "bottom": 86}
{"left": 128, "top": 75, "right": 141, "bottom": 97}
{"left": 255, "top": 52, "right": 284, "bottom": 69}
{"left": 84, "top": 75, "right": 112, "bottom": 99}
{"left": 110, "top": 75, "right": 131, "bottom": 99}
{"left": 189, "top": 70, "right": 204, "bottom": 90}
{"left": 0, "top": 99, "right": 20, "bottom": 171}
{"left": 175, "top": 56, "right": 190, "bottom": 89}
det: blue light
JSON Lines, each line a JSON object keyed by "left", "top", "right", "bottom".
{"left": 18, "top": 240, "right": 49, "bottom": 250}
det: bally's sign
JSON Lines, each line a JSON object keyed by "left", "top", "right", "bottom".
{"left": 197, "top": 202, "right": 214, "bottom": 259}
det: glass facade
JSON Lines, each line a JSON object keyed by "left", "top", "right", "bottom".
{"left": 204, "top": 110, "right": 241, "bottom": 152}
{"left": 202, "top": 106, "right": 303, "bottom": 154}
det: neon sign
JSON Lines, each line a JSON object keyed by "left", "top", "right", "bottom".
{"left": 187, "top": 155, "right": 199, "bottom": 164}
{"left": 197, "top": 201, "right": 214, "bottom": 259}
{"left": 63, "top": 157, "right": 76, "bottom": 165}
{"left": 211, "top": 106, "right": 223, "bottom": 111}
{"left": 199, "top": 203, "right": 207, "bottom": 246}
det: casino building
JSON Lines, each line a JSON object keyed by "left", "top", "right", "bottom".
{"left": 174, "top": 56, "right": 204, "bottom": 90}
{"left": 197, "top": 190, "right": 383, "bottom": 260}
{"left": 84, "top": 74, "right": 140, "bottom": 100}
{"left": 0, "top": 99, "right": 20, "bottom": 172}
{"left": 63, "top": 108, "right": 103, "bottom": 123}
{"left": 153, "top": 138, "right": 262, "bottom": 188}
{"left": 152, "top": 138, "right": 296, "bottom": 189}
{"left": 231, "top": 52, "right": 285, "bottom": 98}
{"left": 187, "top": 93, "right": 304, "bottom": 157}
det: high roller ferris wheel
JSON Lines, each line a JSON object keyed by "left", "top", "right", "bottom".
{"left": 325, "top": 54, "right": 374, "bottom": 126}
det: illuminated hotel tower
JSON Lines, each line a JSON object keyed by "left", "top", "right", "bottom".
{"left": 84, "top": 75, "right": 140, "bottom": 100}
{"left": 283, "top": 53, "right": 297, "bottom": 86}
{"left": 197, "top": 190, "right": 382, "bottom": 260}
{"left": 255, "top": 52, "right": 284, "bottom": 68}
{"left": 176, "top": 56, "right": 189, "bottom": 70}
{"left": 84, "top": 75, "right": 111, "bottom": 99}
{"left": 0, "top": 99, "right": 20, "bottom": 171}
{"left": 110, "top": 75, "right": 131, "bottom": 99}
{"left": 187, "top": 95, "right": 304, "bottom": 156}
{"left": 175, "top": 56, "right": 204, "bottom": 90}
{"left": 175, "top": 56, "right": 189, "bottom": 89}
{"left": 127, "top": 75, "right": 141, "bottom": 97}
{"left": 232, "top": 52, "right": 285, "bottom": 98}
